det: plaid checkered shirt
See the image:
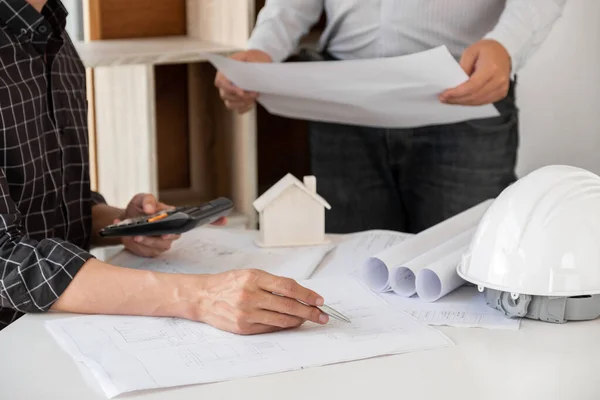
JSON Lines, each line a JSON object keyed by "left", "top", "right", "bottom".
{"left": 0, "top": 0, "right": 105, "bottom": 330}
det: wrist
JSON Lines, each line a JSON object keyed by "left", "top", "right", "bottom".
{"left": 244, "top": 48, "right": 274, "bottom": 63}
{"left": 91, "top": 204, "right": 126, "bottom": 246}
{"left": 92, "top": 203, "right": 124, "bottom": 220}
{"left": 156, "top": 273, "right": 211, "bottom": 321}
{"left": 481, "top": 35, "right": 516, "bottom": 74}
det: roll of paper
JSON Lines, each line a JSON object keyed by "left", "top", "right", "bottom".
{"left": 415, "top": 245, "right": 469, "bottom": 302}
{"left": 387, "top": 228, "right": 475, "bottom": 297}
{"left": 362, "top": 199, "right": 492, "bottom": 293}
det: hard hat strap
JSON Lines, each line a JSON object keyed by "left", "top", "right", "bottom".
{"left": 483, "top": 289, "right": 600, "bottom": 323}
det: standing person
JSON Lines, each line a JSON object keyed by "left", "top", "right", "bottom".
{"left": 0, "top": 0, "right": 330, "bottom": 334}
{"left": 215, "top": 0, "right": 565, "bottom": 233}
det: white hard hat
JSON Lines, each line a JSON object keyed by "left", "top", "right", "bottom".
{"left": 457, "top": 165, "right": 600, "bottom": 323}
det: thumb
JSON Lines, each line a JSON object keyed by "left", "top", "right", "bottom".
{"left": 459, "top": 46, "right": 480, "bottom": 77}
{"left": 140, "top": 194, "right": 158, "bottom": 215}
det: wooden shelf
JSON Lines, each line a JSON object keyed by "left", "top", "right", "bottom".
{"left": 86, "top": 0, "right": 187, "bottom": 40}
{"left": 74, "top": 36, "right": 240, "bottom": 67}
{"left": 85, "top": 0, "right": 331, "bottom": 230}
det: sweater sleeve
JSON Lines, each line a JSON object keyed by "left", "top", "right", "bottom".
{"left": 483, "top": 0, "right": 567, "bottom": 73}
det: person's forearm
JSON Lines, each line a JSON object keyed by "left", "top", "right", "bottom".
{"left": 51, "top": 258, "right": 205, "bottom": 320}
{"left": 484, "top": 0, "right": 566, "bottom": 72}
{"left": 91, "top": 203, "right": 124, "bottom": 246}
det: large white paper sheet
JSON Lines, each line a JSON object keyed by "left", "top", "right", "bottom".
{"left": 206, "top": 46, "right": 499, "bottom": 128}
{"left": 46, "top": 277, "right": 453, "bottom": 398}
{"left": 380, "top": 286, "right": 521, "bottom": 330}
{"left": 109, "top": 227, "right": 334, "bottom": 281}
{"left": 312, "top": 230, "right": 413, "bottom": 278}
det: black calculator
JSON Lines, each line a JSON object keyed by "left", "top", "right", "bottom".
{"left": 99, "top": 197, "right": 234, "bottom": 237}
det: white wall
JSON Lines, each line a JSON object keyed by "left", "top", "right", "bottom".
{"left": 516, "top": 0, "right": 600, "bottom": 176}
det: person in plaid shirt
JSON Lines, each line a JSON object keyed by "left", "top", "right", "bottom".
{"left": 0, "top": 0, "right": 330, "bottom": 335}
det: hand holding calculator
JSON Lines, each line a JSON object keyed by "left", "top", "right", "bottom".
{"left": 100, "top": 197, "right": 234, "bottom": 238}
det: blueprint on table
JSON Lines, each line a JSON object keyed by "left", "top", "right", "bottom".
{"left": 45, "top": 277, "right": 453, "bottom": 398}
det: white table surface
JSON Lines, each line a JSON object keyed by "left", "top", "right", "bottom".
{"left": 2, "top": 311, "right": 600, "bottom": 400}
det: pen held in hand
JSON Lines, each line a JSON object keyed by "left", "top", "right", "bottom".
{"left": 272, "top": 292, "right": 351, "bottom": 323}
{"left": 295, "top": 298, "right": 351, "bottom": 323}
{"left": 317, "top": 304, "right": 351, "bottom": 323}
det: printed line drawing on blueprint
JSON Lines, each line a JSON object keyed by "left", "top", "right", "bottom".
{"left": 405, "top": 310, "right": 493, "bottom": 326}
{"left": 295, "top": 303, "right": 407, "bottom": 342}
{"left": 110, "top": 318, "right": 233, "bottom": 349}
{"left": 112, "top": 319, "right": 287, "bottom": 369}
{"left": 45, "top": 277, "right": 453, "bottom": 398}
{"left": 175, "top": 341, "right": 286, "bottom": 369}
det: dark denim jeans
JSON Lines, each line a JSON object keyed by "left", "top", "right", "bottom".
{"left": 309, "top": 83, "right": 519, "bottom": 234}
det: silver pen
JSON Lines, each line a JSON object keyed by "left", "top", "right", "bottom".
{"left": 274, "top": 292, "right": 352, "bottom": 323}
{"left": 317, "top": 304, "right": 351, "bottom": 323}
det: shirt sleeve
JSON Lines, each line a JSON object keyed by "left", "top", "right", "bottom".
{"left": 91, "top": 191, "right": 107, "bottom": 206}
{"left": 0, "top": 169, "right": 93, "bottom": 314}
{"left": 247, "top": 0, "right": 324, "bottom": 62}
{"left": 483, "top": 0, "right": 567, "bottom": 73}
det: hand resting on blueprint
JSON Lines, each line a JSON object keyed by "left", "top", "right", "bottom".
{"left": 199, "top": 268, "right": 329, "bottom": 334}
{"left": 215, "top": 49, "right": 273, "bottom": 113}
{"left": 52, "top": 260, "right": 329, "bottom": 336}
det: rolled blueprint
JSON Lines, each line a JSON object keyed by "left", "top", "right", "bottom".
{"left": 362, "top": 199, "right": 492, "bottom": 293}
{"left": 387, "top": 227, "right": 475, "bottom": 297}
{"left": 415, "top": 246, "right": 469, "bottom": 302}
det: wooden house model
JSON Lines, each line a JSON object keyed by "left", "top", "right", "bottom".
{"left": 253, "top": 174, "right": 331, "bottom": 247}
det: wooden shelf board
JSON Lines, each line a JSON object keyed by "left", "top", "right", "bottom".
{"left": 74, "top": 36, "right": 241, "bottom": 68}
{"left": 86, "top": 0, "right": 187, "bottom": 40}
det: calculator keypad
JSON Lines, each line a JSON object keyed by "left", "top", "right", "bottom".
{"left": 106, "top": 210, "right": 176, "bottom": 229}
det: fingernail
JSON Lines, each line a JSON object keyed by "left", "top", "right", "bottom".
{"left": 134, "top": 236, "right": 143, "bottom": 243}
{"left": 319, "top": 314, "right": 329, "bottom": 324}
{"left": 316, "top": 297, "right": 324, "bottom": 306}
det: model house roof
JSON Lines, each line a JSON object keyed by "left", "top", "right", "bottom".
{"left": 253, "top": 173, "right": 332, "bottom": 212}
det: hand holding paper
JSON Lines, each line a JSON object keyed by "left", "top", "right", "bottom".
{"left": 206, "top": 46, "right": 500, "bottom": 128}
{"left": 440, "top": 39, "right": 512, "bottom": 106}
{"left": 214, "top": 49, "right": 273, "bottom": 113}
